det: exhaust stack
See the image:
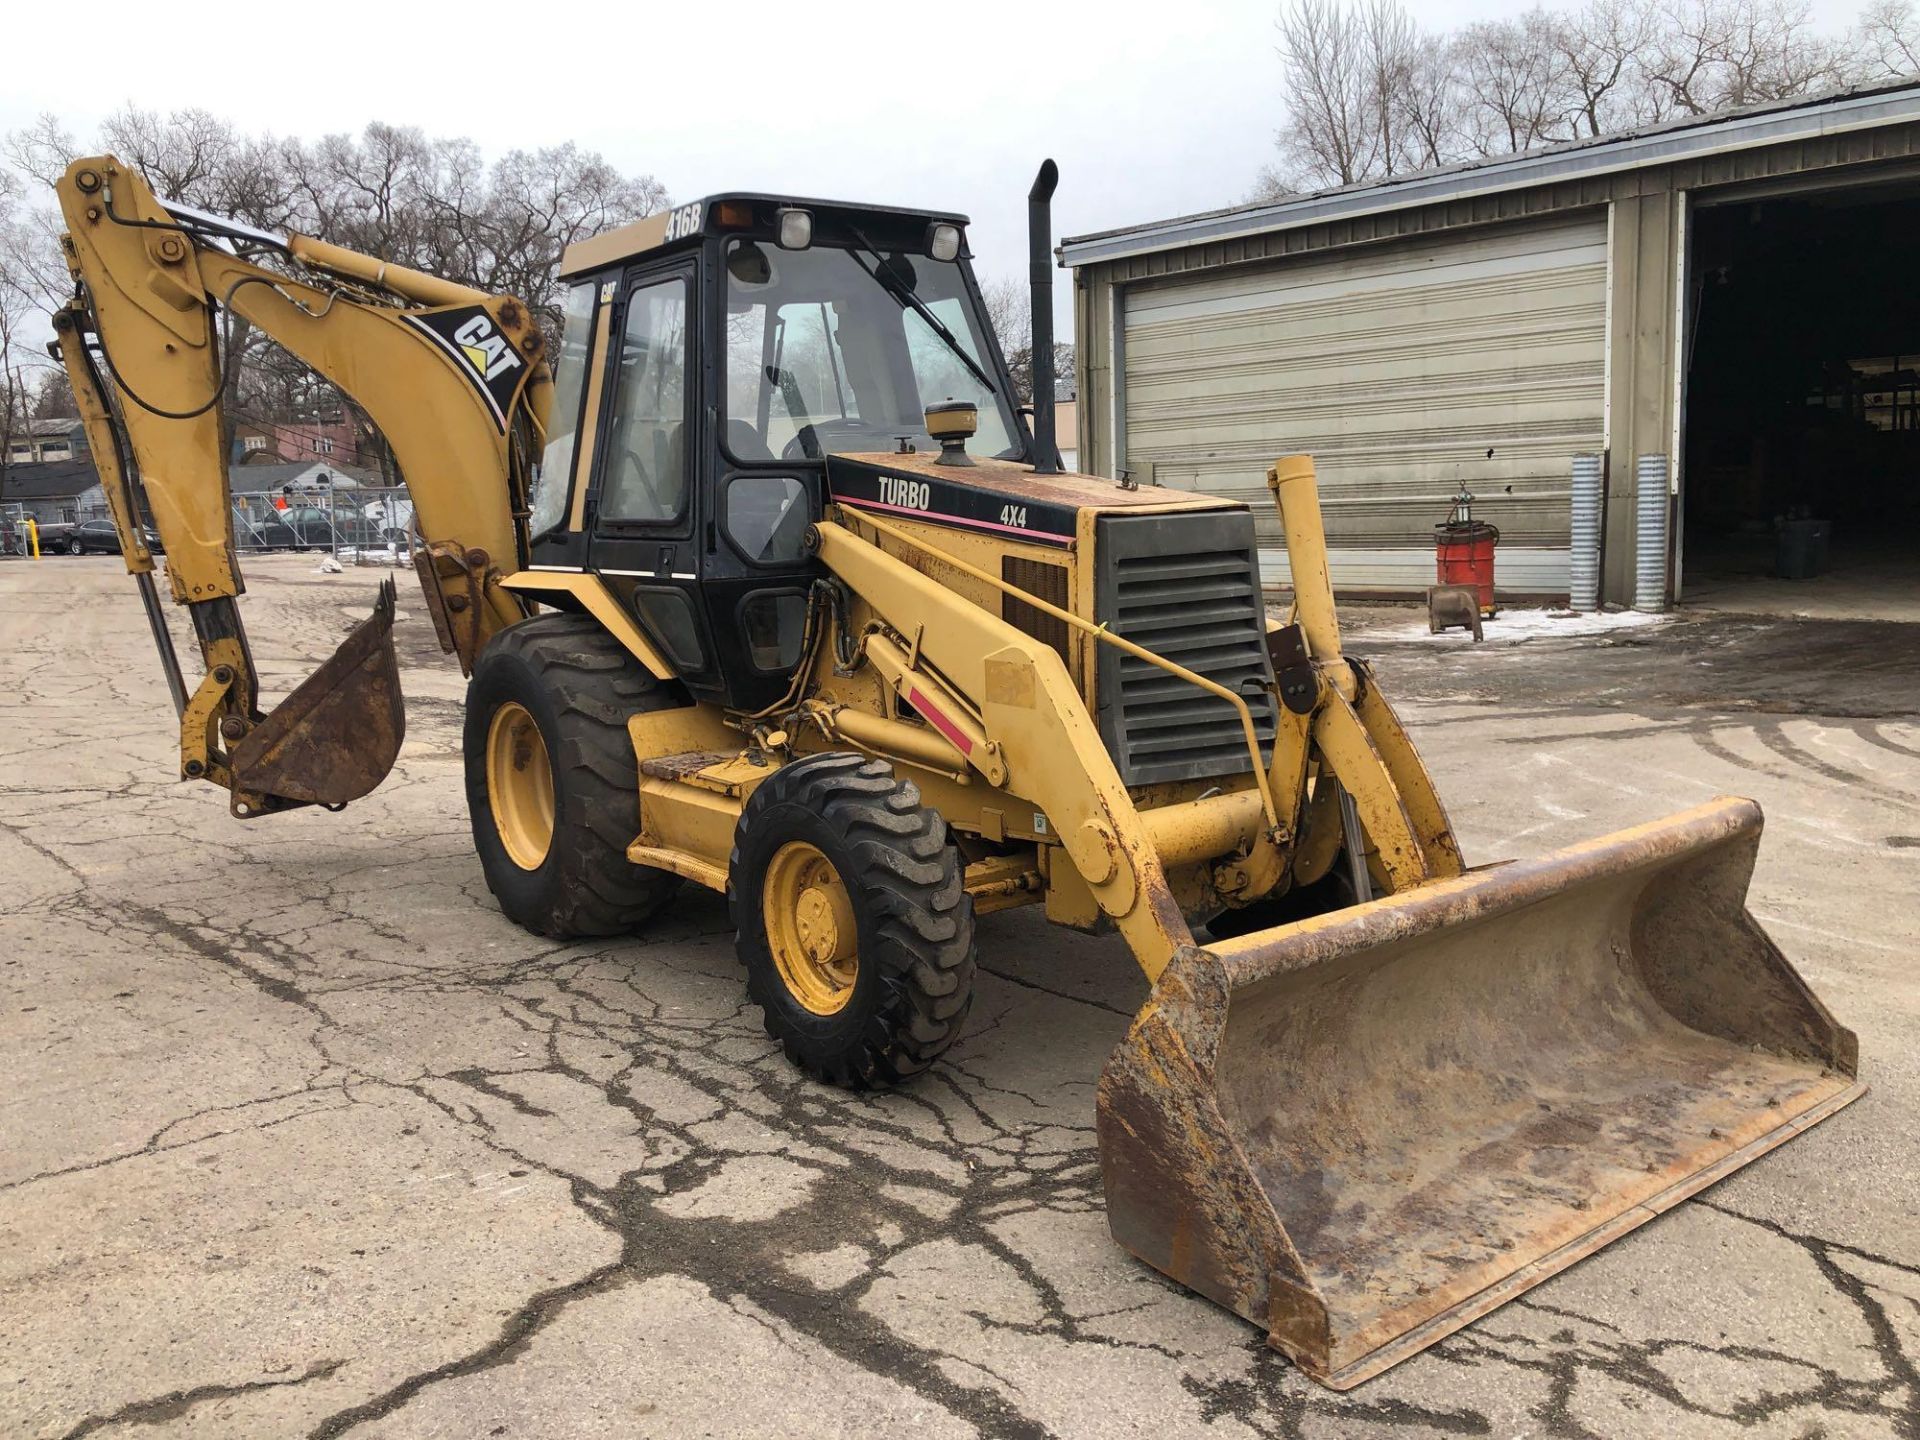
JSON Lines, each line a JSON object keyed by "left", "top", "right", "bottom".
{"left": 1027, "top": 159, "right": 1061, "bottom": 475}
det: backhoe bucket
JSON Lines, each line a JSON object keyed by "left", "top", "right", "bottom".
{"left": 1096, "top": 797, "right": 1860, "bottom": 1389}
{"left": 229, "top": 578, "right": 405, "bottom": 807}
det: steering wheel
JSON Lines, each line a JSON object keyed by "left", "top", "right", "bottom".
{"left": 780, "top": 418, "right": 877, "bottom": 462}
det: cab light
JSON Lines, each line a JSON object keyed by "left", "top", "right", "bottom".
{"left": 777, "top": 208, "right": 813, "bottom": 250}
{"left": 927, "top": 223, "right": 961, "bottom": 262}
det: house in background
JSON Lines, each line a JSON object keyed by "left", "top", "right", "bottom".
{"left": 277, "top": 420, "right": 361, "bottom": 466}
{"left": 232, "top": 419, "right": 363, "bottom": 467}
{"left": 228, "top": 460, "right": 380, "bottom": 516}
{"left": 0, "top": 460, "right": 104, "bottom": 525}
{"left": 5, "top": 419, "right": 90, "bottom": 467}
{"left": 234, "top": 422, "right": 279, "bottom": 461}
{"left": 1056, "top": 388, "right": 1079, "bottom": 473}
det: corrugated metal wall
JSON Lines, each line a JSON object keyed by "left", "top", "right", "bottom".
{"left": 1117, "top": 214, "right": 1608, "bottom": 594}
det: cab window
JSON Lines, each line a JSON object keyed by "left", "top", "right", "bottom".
{"left": 528, "top": 282, "right": 595, "bottom": 536}
{"left": 601, "top": 277, "right": 690, "bottom": 524}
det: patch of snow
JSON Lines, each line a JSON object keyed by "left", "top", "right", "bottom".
{"left": 313, "top": 555, "right": 344, "bottom": 573}
{"left": 1385, "top": 606, "right": 1677, "bottom": 645}
{"left": 332, "top": 546, "right": 408, "bottom": 566}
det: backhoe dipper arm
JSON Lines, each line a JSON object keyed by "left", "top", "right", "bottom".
{"left": 51, "top": 155, "right": 547, "bottom": 814}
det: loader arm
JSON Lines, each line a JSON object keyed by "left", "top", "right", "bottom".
{"left": 50, "top": 155, "right": 546, "bottom": 814}
{"left": 812, "top": 516, "right": 1196, "bottom": 977}
{"left": 811, "top": 454, "right": 1471, "bottom": 984}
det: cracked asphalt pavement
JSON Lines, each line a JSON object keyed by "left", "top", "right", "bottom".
{"left": 2, "top": 554, "right": 1915, "bottom": 1439}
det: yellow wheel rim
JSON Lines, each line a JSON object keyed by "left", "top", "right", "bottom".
{"left": 486, "top": 701, "right": 554, "bottom": 871}
{"left": 763, "top": 841, "right": 859, "bottom": 1015}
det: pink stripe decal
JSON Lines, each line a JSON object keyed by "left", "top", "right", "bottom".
{"left": 908, "top": 688, "right": 973, "bottom": 755}
{"left": 838, "top": 496, "right": 1070, "bottom": 546}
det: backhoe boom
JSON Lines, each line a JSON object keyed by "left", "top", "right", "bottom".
{"left": 53, "top": 155, "right": 548, "bottom": 813}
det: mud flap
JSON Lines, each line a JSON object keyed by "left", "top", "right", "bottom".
{"left": 1095, "top": 797, "right": 1861, "bottom": 1389}
{"left": 229, "top": 578, "right": 405, "bottom": 808}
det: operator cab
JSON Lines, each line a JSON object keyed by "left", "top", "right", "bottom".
{"left": 525, "top": 194, "right": 1033, "bottom": 712}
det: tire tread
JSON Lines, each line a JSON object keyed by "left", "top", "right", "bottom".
{"left": 730, "top": 753, "right": 976, "bottom": 1089}
{"left": 469, "top": 613, "right": 678, "bottom": 937}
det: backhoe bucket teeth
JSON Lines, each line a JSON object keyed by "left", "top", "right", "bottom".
{"left": 229, "top": 578, "right": 405, "bottom": 807}
{"left": 1096, "top": 797, "right": 1860, "bottom": 1390}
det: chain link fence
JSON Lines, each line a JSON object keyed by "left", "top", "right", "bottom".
{"left": 71, "top": 486, "right": 416, "bottom": 566}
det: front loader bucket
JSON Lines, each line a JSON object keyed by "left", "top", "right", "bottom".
{"left": 1096, "top": 797, "right": 1860, "bottom": 1389}
{"left": 229, "top": 578, "right": 405, "bottom": 807}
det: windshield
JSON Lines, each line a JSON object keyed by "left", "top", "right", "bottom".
{"left": 723, "top": 240, "right": 1019, "bottom": 464}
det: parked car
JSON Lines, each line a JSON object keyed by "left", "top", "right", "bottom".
{"left": 35, "top": 521, "right": 75, "bottom": 551}
{"left": 63, "top": 518, "right": 164, "bottom": 555}
{"left": 276, "top": 504, "right": 383, "bottom": 549}
{"left": 232, "top": 507, "right": 299, "bottom": 550}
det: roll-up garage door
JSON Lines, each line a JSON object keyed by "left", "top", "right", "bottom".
{"left": 1120, "top": 214, "right": 1608, "bottom": 595}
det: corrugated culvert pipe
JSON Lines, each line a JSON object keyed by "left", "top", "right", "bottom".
{"left": 1569, "top": 453, "right": 1603, "bottom": 611}
{"left": 1634, "top": 454, "right": 1669, "bottom": 613}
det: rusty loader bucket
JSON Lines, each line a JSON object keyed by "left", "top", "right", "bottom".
{"left": 1096, "top": 797, "right": 1860, "bottom": 1389}
{"left": 229, "top": 578, "right": 406, "bottom": 807}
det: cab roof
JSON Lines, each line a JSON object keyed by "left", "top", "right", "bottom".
{"left": 559, "top": 193, "right": 971, "bottom": 280}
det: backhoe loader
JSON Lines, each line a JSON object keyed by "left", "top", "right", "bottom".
{"left": 48, "top": 153, "right": 1860, "bottom": 1388}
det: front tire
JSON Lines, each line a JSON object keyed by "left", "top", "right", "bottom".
{"left": 731, "top": 754, "right": 976, "bottom": 1089}
{"left": 464, "top": 613, "right": 680, "bottom": 937}
{"left": 68, "top": 538, "right": 83, "bottom": 556}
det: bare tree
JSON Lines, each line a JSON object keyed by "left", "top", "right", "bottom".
{"left": 1460, "top": 9, "right": 1571, "bottom": 156}
{"left": 1555, "top": 0, "right": 1662, "bottom": 136}
{"left": 1359, "top": 0, "right": 1423, "bottom": 174}
{"left": 1857, "top": 0, "right": 1920, "bottom": 76}
{"left": 1400, "top": 37, "right": 1468, "bottom": 167}
{"left": 1263, "top": 0, "right": 1881, "bottom": 193}
{"left": 1275, "top": 0, "right": 1383, "bottom": 187}
{"left": 976, "top": 274, "right": 1072, "bottom": 405}
{"left": 1, "top": 111, "right": 666, "bottom": 482}
{"left": 1642, "top": 0, "right": 1852, "bottom": 116}
{"left": 979, "top": 275, "right": 1028, "bottom": 355}
{"left": 0, "top": 170, "right": 57, "bottom": 488}
{"left": 29, "top": 368, "right": 74, "bottom": 419}
{"left": 1271, "top": 0, "right": 1450, "bottom": 188}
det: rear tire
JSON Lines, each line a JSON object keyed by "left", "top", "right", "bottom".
{"left": 67, "top": 538, "right": 83, "bottom": 556}
{"left": 731, "top": 754, "right": 975, "bottom": 1089}
{"left": 465, "top": 613, "right": 680, "bottom": 937}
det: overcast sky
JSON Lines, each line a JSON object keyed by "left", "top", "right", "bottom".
{"left": 3, "top": 0, "right": 1867, "bottom": 327}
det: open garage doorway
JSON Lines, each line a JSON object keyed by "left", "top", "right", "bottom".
{"left": 1682, "top": 182, "right": 1920, "bottom": 619}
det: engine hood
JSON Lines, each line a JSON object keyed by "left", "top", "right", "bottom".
{"left": 827, "top": 451, "right": 1237, "bottom": 550}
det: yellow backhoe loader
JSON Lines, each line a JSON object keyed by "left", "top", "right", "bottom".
{"left": 49, "top": 153, "right": 1860, "bottom": 1388}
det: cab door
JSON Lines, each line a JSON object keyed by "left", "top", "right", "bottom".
{"left": 584, "top": 261, "right": 715, "bottom": 692}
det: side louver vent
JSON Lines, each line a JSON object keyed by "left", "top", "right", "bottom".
{"left": 1095, "top": 509, "right": 1276, "bottom": 787}
{"left": 1002, "top": 557, "right": 1071, "bottom": 665}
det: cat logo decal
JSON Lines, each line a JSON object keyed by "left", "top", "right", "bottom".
{"left": 403, "top": 305, "right": 529, "bottom": 432}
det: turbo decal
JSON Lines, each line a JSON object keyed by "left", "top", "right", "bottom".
{"left": 829, "top": 461, "right": 1076, "bottom": 547}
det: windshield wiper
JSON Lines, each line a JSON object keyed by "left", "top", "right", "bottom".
{"left": 846, "top": 226, "right": 1000, "bottom": 399}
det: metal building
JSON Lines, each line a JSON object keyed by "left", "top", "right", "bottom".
{"left": 1063, "top": 82, "right": 1920, "bottom": 607}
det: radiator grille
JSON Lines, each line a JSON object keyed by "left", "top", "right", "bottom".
{"left": 1002, "top": 557, "right": 1071, "bottom": 664}
{"left": 1095, "top": 510, "right": 1276, "bottom": 786}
